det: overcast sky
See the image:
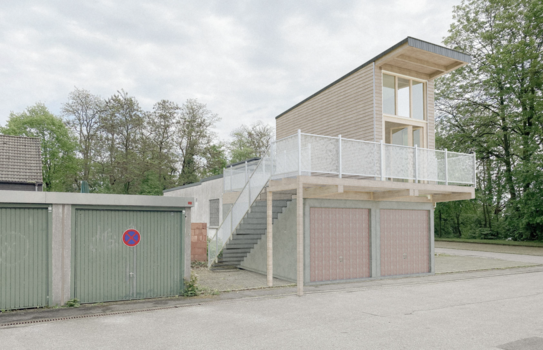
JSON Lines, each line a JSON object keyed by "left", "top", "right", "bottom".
{"left": 0, "top": 0, "right": 461, "bottom": 140}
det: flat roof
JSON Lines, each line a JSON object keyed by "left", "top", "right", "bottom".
{"left": 163, "top": 173, "right": 223, "bottom": 193}
{"left": 275, "top": 37, "right": 471, "bottom": 120}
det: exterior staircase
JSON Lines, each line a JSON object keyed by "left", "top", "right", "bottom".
{"left": 211, "top": 190, "right": 294, "bottom": 269}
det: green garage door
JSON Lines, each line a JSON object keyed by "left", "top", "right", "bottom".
{"left": 73, "top": 209, "right": 184, "bottom": 304}
{"left": 0, "top": 206, "right": 50, "bottom": 310}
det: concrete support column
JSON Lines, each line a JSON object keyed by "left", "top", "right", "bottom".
{"left": 184, "top": 207, "right": 192, "bottom": 280}
{"left": 297, "top": 178, "right": 304, "bottom": 296}
{"left": 267, "top": 190, "right": 273, "bottom": 287}
{"left": 51, "top": 204, "right": 71, "bottom": 306}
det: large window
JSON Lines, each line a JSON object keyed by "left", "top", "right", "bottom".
{"left": 382, "top": 74, "right": 425, "bottom": 120}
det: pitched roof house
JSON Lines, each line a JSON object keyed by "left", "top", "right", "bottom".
{"left": 0, "top": 135, "right": 43, "bottom": 191}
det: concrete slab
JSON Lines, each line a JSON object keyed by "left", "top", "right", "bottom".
{"left": 195, "top": 267, "right": 293, "bottom": 292}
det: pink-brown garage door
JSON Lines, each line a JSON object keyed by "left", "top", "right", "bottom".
{"left": 380, "top": 209, "right": 430, "bottom": 277}
{"left": 310, "top": 208, "right": 370, "bottom": 282}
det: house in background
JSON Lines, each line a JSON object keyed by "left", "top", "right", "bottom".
{"left": 168, "top": 37, "right": 476, "bottom": 296}
{"left": 0, "top": 135, "right": 43, "bottom": 191}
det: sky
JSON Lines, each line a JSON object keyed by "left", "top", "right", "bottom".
{"left": 0, "top": 0, "right": 462, "bottom": 141}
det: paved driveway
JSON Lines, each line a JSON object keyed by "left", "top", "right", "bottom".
{"left": 2, "top": 266, "right": 543, "bottom": 350}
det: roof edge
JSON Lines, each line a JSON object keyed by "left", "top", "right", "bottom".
{"left": 275, "top": 37, "right": 471, "bottom": 120}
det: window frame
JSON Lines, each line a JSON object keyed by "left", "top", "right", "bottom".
{"left": 209, "top": 198, "right": 220, "bottom": 228}
{"left": 382, "top": 71, "right": 427, "bottom": 121}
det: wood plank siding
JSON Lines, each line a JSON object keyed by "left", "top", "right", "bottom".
{"left": 427, "top": 79, "right": 435, "bottom": 150}
{"left": 276, "top": 65, "right": 375, "bottom": 141}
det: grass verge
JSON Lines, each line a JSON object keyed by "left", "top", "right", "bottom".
{"left": 436, "top": 238, "right": 543, "bottom": 248}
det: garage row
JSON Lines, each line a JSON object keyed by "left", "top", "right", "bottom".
{"left": 0, "top": 192, "right": 192, "bottom": 311}
{"left": 240, "top": 199, "right": 434, "bottom": 283}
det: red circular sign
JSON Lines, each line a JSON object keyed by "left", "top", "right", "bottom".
{"left": 122, "top": 229, "right": 141, "bottom": 247}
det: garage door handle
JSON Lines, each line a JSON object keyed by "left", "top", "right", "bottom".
{"left": 129, "top": 273, "right": 134, "bottom": 277}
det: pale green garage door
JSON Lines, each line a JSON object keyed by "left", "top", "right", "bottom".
{"left": 0, "top": 206, "right": 50, "bottom": 310}
{"left": 73, "top": 209, "right": 184, "bottom": 304}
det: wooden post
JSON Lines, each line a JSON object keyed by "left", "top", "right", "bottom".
{"left": 267, "top": 190, "right": 273, "bottom": 287}
{"left": 297, "top": 178, "right": 304, "bottom": 296}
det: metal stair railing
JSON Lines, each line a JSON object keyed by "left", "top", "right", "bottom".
{"left": 208, "top": 143, "right": 277, "bottom": 267}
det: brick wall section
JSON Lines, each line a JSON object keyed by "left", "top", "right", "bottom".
{"left": 191, "top": 223, "right": 207, "bottom": 262}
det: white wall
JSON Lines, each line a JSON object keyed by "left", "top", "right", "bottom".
{"left": 164, "top": 177, "right": 224, "bottom": 238}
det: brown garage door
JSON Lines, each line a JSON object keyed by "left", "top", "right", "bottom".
{"left": 380, "top": 209, "right": 429, "bottom": 277}
{"left": 310, "top": 208, "right": 370, "bottom": 282}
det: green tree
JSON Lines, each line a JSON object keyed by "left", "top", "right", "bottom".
{"left": 0, "top": 103, "right": 79, "bottom": 191}
{"left": 228, "top": 121, "right": 274, "bottom": 163}
{"left": 436, "top": 0, "right": 543, "bottom": 240}
{"left": 176, "top": 99, "right": 219, "bottom": 186}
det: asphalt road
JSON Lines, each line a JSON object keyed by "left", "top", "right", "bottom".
{"left": 2, "top": 266, "right": 543, "bottom": 350}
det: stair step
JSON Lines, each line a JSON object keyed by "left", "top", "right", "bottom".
{"left": 232, "top": 234, "right": 264, "bottom": 240}
{"left": 218, "top": 257, "right": 244, "bottom": 262}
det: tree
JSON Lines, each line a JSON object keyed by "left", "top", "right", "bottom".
{"left": 62, "top": 88, "right": 104, "bottom": 186}
{"left": 0, "top": 103, "right": 79, "bottom": 191}
{"left": 436, "top": 0, "right": 543, "bottom": 240}
{"left": 228, "top": 121, "right": 274, "bottom": 163}
{"left": 176, "top": 99, "right": 220, "bottom": 185}
{"left": 144, "top": 100, "right": 179, "bottom": 190}
{"left": 99, "top": 90, "right": 146, "bottom": 194}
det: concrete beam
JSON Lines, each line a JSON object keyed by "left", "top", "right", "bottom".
{"left": 297, "top": 179, "right": 304, "bottom": 296}
{"left": 374, "top": 189, "right": 419, "bottom": 201}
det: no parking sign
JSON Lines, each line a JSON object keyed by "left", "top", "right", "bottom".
{"left": 122, "top": 229, "right": 141, "bottom": 247}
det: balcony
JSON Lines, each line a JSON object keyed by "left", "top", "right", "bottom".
{"left": 224, "top": 131, "right": 476, "bottom": 193}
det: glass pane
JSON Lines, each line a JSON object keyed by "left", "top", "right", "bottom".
{"left": 397, "top": 78, "right": 410, "bottom": 117}
{"left": 383, "top": 74, "right": 395, "bottom": 115}
{"left": 412, "top": 81, "right": 424, "bottom": 120}
{"left": 392, "top": 128, "right": 408, "bottom": 146}
{"left": 413, "top": 128, "right": 422, "bottom": 147}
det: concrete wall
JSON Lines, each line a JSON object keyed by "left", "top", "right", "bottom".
{"left": 0, "top": 191, "right": 193, "bottom": 308}
{"left": 239, "top": 200, "right": 297, "bottom": 282}
{"left": 164, "top": 177, "right": 223, "bottom": 238}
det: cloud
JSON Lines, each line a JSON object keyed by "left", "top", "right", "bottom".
{"left": 0, "top": 0, "right": 461, "bottom": 140}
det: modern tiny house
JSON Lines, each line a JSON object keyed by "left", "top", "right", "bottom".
{"left": 177, "top": 37, "right": 474, "bottom": 296}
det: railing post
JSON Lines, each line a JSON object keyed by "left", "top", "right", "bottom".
{"left": 380, "top": 140, "right": 385, "bottom": 181}
{"left": 414, "top": 145, "right": 418, "bottom": 183}
{"left": 338, "top": 135, "right": 342, "bottom": 178}
{"left": 245, "top": 161, "right": 250, "bottom": 202}
{"left": 473, "top": 152, "right": 477, "bottom": 187}
{"left": 223, "top": 167, "right": 226, "bottom": 191}
{"left": 444, "top": 149, "right": 448, "bottom": 186}
{"left": 298, "top": 129, "right": 302, "bottom": 176}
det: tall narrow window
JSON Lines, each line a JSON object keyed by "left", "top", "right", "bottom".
{"left": 397, "top": 78, "right": 410, "bottom": 117}
{"left": 383, "top": 74, "right": 395, "bottom": 115}
{"left": 209, "top": 199, "right": 220, "bottom": 227}
{"left": 412, "top": 81, "right": 424, "bottom": 120}
{"left": 413, "top": 128, "right": 422, "bottom": 147}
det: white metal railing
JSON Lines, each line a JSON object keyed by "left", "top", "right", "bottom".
{"left": 211, "top": 131, "right": 476, "bottom": 266}
{"left": 268, "top": 130, "right": 475, "bottom": 185}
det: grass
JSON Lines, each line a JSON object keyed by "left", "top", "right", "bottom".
{"left": 436, "top": 237, "right": 543, "bottom": 248}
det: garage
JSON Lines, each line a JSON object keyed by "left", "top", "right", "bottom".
{"left": 73, "top": 208, "right": 185, "bottom": 304}
{"left": 0, "top": 205, "right": 50, "bottom": 310}
{"left": 380, "top": 209, "right": 430, "bottom": 277}
{"left": 310, "top": 208, "right": 371, "bottom": 282}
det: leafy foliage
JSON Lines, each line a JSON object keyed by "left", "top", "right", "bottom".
{"left": 0, "top": 103, "right": 79, "bottom": 191}
{"left": 436, "top": 0, "right": 543, "bottom": 240}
